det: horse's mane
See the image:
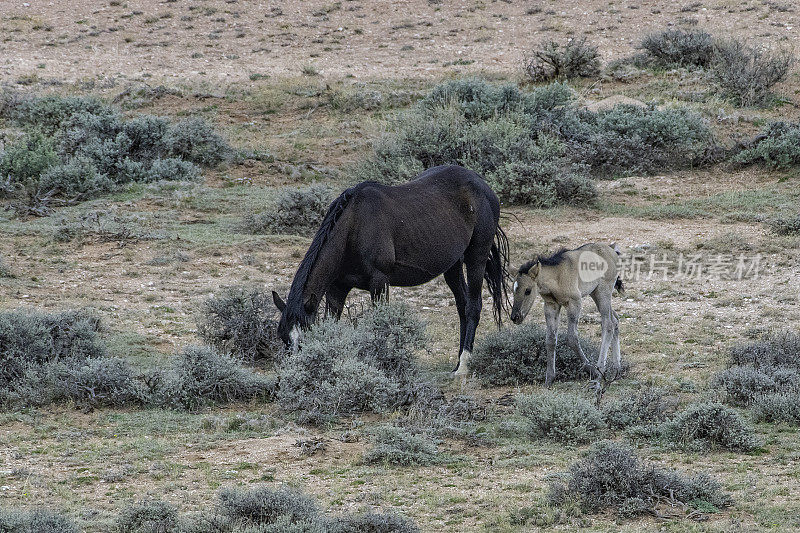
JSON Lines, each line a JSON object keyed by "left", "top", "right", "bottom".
{"left": 284, "top": 181, "right": 378, "bottom": 326}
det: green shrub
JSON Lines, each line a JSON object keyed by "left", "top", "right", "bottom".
{"left": 0, "top": 309, "right": 105, "bottom": 387}
{"left": 0, "top": 309, "right": 145, "bottom": 408}
{"left": 767, "top": 214, "right": 800, "bottom": 235}
{"left": 196, "top": 286, "right": 284, "bottom": 362}
{"left": 639, "top": 28, "right": 715, "bottom": 67}
{"left": 524, "top": 38, "right": 601, "bottom": 82}
{"left": 353, "top": 80, "right": 595, "bottom": 207}
{"left": 362, "top": 425, "right": 441, "bottom": 466}
{"left": 711, "top": 39, "right": 794, "bottom": 106}
{"left": 117, "top": 500, "right": 181, "bottom": 533}
{"left": 752, "top": 392, "right": 800, "bottom": 425}
{"left": 0, "top": 508, "right": 80, "bottom": 533}
{"left": 601, "top": 387, "right": 677, "bottom": 430}
{"left": 660, "top": 402, "right": 760, "bottom": 452}
{"left": 469, "top": 322, "right": 602, "bottom": 386}
{"left": 549, "top": 441, "right": 731, "bottom": 517}
{"left": 515, "top": 392, "right": 605, "bottom": 444}
{"left": 165, "top": 117, "right": 232, "bottom": 166}
{"left": 711, "top": 366, "right": 778, "bottom": 406}
{"left": 734, "top": 122, "right": 800, "bottom": 170}
{"left": 331, "top": 512, "right": 419, "bottom": 533}
{"left": 217, "top": 485, "right": 320, "bottom": 527}
{"left": 355, "top": 78, "right": 714, "bottom": 204}
{"left": 570, "top": 104, "right": 714, "bottom": 176}
{"left": 728, "top": 330, "right": 800, "bottom": 369}
{"left": 0, "top": 94, "right": 231, "bottom": 213}
{"left": 0, "top": 131, "right": 59, "bottom": 211}
{"left": 151, "top": 346, "right": 276, "bottom": 411}
{"left": 241, "top": 184, "right": 334, "bottom": 235}
{"left": 5, "top": 94, "right": 114, "bottom": 135}
{"left": 713, "top": 331, "right": 800, "bottom": 426}
{"left": 277, "top": 303, "right": 425, "bottom": 424}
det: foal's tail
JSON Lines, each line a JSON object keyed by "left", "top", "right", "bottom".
{"left": 485, "top": 225, "right": 511, "bottom": 326}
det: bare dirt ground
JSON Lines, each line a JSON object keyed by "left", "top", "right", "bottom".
{"left": 1, "top": 0, "right": 799, "bottom": 83}
{"left": 2, "top": 1, "right": 800, "bottom": 532}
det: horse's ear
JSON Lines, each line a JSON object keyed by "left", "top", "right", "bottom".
{"left": 304, "top": 293, "right": 318, "bottom": 314}
{"left": 528, "top": 262, "right": 540, "bottom": 279}
{"left": 272, "top": 291, "right": 286, "bottom": 312}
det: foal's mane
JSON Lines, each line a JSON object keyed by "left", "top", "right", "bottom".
{"left": 284, "top": 181, "right": 377, "bottom": 325}
{"left": 519, "top": 248, "right": 568, "bottom": 274}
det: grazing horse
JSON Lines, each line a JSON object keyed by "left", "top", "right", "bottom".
{"left": 510, "top": 243, "right": 624, "bottom": 387}
{"left": 271, "top": 165, "right": 510, "bottom": 375}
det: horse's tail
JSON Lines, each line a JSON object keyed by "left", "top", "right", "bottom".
{"left": 615, "top": 277, "right": 625, "bottom": 296}
{"left": 484, "top": 224, "right": 511, "bottom": 326}
{"left": 610, "top": 242, "right": 625, "bottom": 295}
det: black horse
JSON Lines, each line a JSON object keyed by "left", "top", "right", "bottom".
{"left": 272, "top": 165, "right": 509, "bottom": 375}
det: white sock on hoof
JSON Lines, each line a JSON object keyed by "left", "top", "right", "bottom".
{"left": 453, "top": 350, "right": 471, "bottom": 376}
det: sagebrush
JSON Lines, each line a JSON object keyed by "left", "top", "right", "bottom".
{"left": 549, "top": 441, "right": 731, "bottom": 518}
{"left": 469, "top": 322, "right": 602, "bottom": 386}
{"left": 197, "top": 286, "right": 284, "bottom": 362}
{"left": 524, "top": 38, "right": 601, "bottom": 82}
{"left": 277, "top": 303, "right": 426, "bottom": 424}
{"left": 354, "top": 78, "right": 715, "bottom": 204}
{"left": 241, "top": 184, "right": 334, "bottom": 235}
{"left": 639, "top": 28, "right": 715, "bottom": 68}
{"left": 0, "top": 93, "right": 231, "bottom": 214}
{"left": 515, "top": 392, "right": 605, "bottom": 444}
{"left": 711, "top": 39, "right": 793, "bottom": 106}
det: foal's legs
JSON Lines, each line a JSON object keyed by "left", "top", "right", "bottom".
{"left": 543, "top": 300, "right": 561, "bottom": 388}
{"left": 444, "top": 260, "right": 468, "bottom": 370}
{"left": 610, "top": 309, "right": 621, "bottom": 376}
{"left": 565, "top": 298, "right": 598, "bottom": 378}
{"left": 590, "top": 287, "right": 615, "bottom": 374}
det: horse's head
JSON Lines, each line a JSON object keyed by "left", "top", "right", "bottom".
{"left": 272, "top": 291, "right": 319, "bottom": 351}
{"left": 510, "top": 261, "right": 539, "bottom": 324}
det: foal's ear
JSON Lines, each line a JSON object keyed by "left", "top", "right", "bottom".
{"left": 272, "top": 291, "right": 287, "bottom": 312}
{"left": 528, "top": 262, "right": 540, "bottom": 279}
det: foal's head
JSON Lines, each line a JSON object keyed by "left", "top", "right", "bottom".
{"left": 272, "top": 291, "right": 318, "bottom": 351}
{"left": 510, "top": 260, "right": 540, "bottom": 324}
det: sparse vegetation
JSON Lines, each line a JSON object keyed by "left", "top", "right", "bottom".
{"left": 362, "top": 425, "right": 442, "bottom": 466}
{"left": 524, "top": 38, "right": 601, "bottom": 82}
{"left": 549, "top": 441, "right": 732, "bottom": 518}
{"left": 241, "top": 184, "right": 334, "bottom": 235}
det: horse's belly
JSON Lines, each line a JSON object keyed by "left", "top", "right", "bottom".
{"left": 388, "top": 265, "right": 440, "bottom": 287}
